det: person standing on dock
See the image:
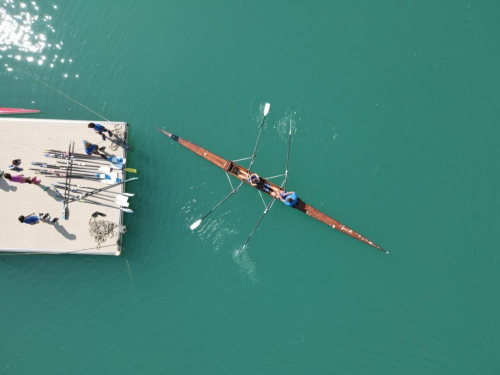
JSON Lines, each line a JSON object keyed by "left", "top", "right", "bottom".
{"left": 3, "top": 173, "right": 40, "bottom": 184}
{"left": 83, "top": 141, "right": 107, "bottom": 159}
{"left": 18, "top": 213, "right": 58, "bottom": 224}
{"left": 88, "top": 122, "right": 113, "bottom": 141}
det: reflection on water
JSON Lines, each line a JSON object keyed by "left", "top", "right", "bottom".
{"left": 0, "top": 0, "right": 73, "bottom": 73}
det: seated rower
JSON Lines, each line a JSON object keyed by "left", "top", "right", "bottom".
{"left": 278, "top": 191, "right": 298, "bottom": 206}
{"left": 247, "top": 174, "right": 272, "bottom": 193}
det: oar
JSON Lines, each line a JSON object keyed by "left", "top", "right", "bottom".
{"left": 42, "top": 173, "right": 119, "bottom": 183}
{"left": 53, "top": 186, "right": 131, "bottom": 203}
{"left": 44, "top": 149, "right": 106, "bottom": 159}
{"left": 98, "top": 165, "right": 137, "bottom": 173}
{"left": 55, "top": 181, "right": 134, "bottom": 196}
{"left": 56, "top": 192, "right": 130, "bottom": 208}
{"left": 62, "top": 141, "right": 73, "bottom": 220}
{"left": 283, "top": 119, "right": 292, "bottom": 191}
{"left": 61, "top": 177, "right": 138, "bottom": 204}
{"left": 239, "top": 120, "right": 292, "bottom": 256}
{"left": 44, "top": 153, "right": 105, "bottom": 165}
{"left": 75, "top": 198, "right": 134, "bottom": 213}
{"left": 35, "top": 164, "right": 99, "bottom": 173}
{"left": 237, "top": 195, "right": 278, "bottom": 256}
{"left": 248, "top": 103, "right": 270, "bottom": 172}
{"left": 237, "top": 181, "right": 285, "bottom": 256}
{"left": 35, "top": 168, "right": 120, "bottom": 182}
{"left": 190, "top": 103, "right": 270, "bottom": 231}
{"left": 44, "top": 153, "right": 125, "bottom": 168}
{"left": 190, "top": 183, "right": 245, "bottom": 230}
{"left": 33, "top": 169, "right": 99, "bottom": 179}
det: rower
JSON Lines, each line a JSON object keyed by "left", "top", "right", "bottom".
{"left": 278, "top": 191, "right": 298, "bottom": 207}
{"left": 247, "top": 173, "right": 272, "bottom": 193}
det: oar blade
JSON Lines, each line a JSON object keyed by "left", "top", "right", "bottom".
{"left": 263, "top": 103, "right": 270, "bottom": 116}
{"left": 190, "top": 219, "right": 202, "bottom": 230}
{"left": 121, "top": 208, "right": 134, "bottom": 213}
{"left": 116, "top": 200, "right": 130, "bottom": 207}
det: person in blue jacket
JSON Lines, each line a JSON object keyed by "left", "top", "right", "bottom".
{"left": 83, "top": 141, "right": 107, "bottom": 159}
{"left": 18, "top": 213, "right": 58, "bottom": 224}
{"left": 88, "top": 122, "right": 113, "bottom": 140}
{"left": 278, "top": 191, "right": 298, "bottom": 206}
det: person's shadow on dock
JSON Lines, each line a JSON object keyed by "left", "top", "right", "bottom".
{"left": 0, "top": 178, "right": 17, "bottom": 192}
{"left": 51, "top": 221, "right": 76, "bottom": 240}
{"left": 44, "top": 186, "right": 63, "bottom": 201}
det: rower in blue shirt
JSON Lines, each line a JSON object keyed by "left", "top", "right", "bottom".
{"left": 88, "top": 122, "right": 113, "bottom": 140}
{"left": 279, "top": 191, "right": 298, "bottom": 206}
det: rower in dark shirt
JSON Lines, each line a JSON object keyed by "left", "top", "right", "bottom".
{"left": 247, "top": 174, "right": 272, "bottom": 193}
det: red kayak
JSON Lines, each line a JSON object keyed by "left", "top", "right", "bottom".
{"left": 0, "top": 107, "right": 40, "bottom": 114}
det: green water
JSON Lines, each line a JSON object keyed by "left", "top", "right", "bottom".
{"left": 1, "top": 1, "right": 500, "bottom": 373}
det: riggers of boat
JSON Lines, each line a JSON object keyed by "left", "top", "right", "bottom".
{"left": 158, "top": 103, "right": 387, "bottom": 254}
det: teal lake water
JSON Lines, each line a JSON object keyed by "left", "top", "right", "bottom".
{"left": 1, "top": 1, "right": 500, "bottom": 373}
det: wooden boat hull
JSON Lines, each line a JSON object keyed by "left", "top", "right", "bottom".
{"left": 158, "top": 128, "right": 386, "bottom": 253}
{"left": 0, "top": 107, "right": 40, "bottom": 114}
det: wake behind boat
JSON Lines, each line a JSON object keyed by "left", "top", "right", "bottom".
{"left": 158, "top": 104, "right": 387, "bottom": 254}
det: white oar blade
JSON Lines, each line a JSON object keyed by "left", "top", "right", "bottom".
{"left": 121, "top": 193, "right": 134, "bottom": 197}
{"left": 263, "top": 103, "right": 270, "bottom": 116}
{"left": 111, "top": 163, "right": 123, "bottom": 170}
{"left": 190, "top": 219, "right": 202, "bottom": 230}
{"left": 121, "top": 208, "right": 133, "bottom": 213}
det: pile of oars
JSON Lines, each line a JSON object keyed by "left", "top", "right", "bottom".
{"left": 32, "top": 149, "right": 138, "bottom": 213}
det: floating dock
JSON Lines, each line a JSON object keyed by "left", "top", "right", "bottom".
{"left": 0, "top": 118, "right": 130, "bottom": 256}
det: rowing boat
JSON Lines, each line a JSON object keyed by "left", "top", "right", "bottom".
{"left": 157, "top": 128, "right": 387, "bottom": 253}
{"left": 0, "top": 107, "right": 40, "bottom": 114}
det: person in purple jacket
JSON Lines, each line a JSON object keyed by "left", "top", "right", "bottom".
{"left": 3, "top": 173, "right": 40, "bottom": 184}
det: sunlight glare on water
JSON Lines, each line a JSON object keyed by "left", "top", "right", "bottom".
{"left": 0, "top": 1, "right": 74, "bottom": 74}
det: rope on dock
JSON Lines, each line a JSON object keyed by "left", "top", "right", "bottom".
{"left": 109, "top": 124, "right": 125, "bottom": 152}
{"left": 89, "top": 217, "right": 118, "bottom": 249}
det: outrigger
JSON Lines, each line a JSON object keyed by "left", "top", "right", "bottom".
{"left": 158, "top": 103, "right": 387, "bottom": 254}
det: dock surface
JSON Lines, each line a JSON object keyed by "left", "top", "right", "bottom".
{"left": 0, "top": 118, "right": 129, "bottom": 256}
